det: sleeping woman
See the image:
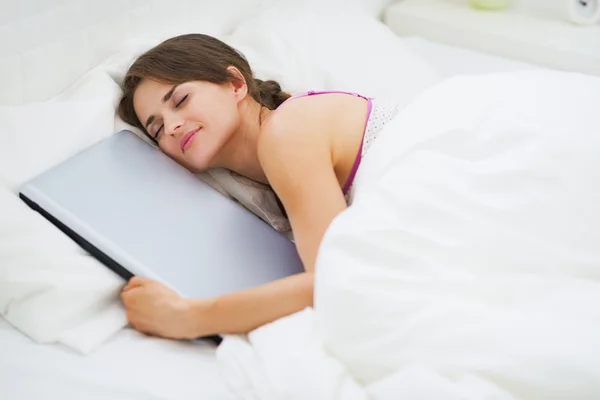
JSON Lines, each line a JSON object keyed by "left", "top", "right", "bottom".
{"left": 117, "top": 33, "right": 400, "bottom": 339}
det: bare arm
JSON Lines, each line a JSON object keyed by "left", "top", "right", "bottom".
{"left": 122, "top": 106, "right": 348, "bottom": 339}
{"left": 186, "top": 272, "right": 313, "bottom": 336}
{"left": 184, "top": 110, "right": 349, "bottom": 337}
{"left": 257, "top": 107, "right": 349, "bottom": 274}
{"left": 122, "top": 272, "right": 313, "bottom": 338}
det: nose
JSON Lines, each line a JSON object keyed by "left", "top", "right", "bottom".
{"left": 164, "top": 112, "right": 184, "bottom": 137}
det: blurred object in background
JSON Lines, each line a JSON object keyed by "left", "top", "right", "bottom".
{"left": 469, "top": 0, "right": 511, "bottom": 10}
{"left": 564, "top": 0, "right": 600, "bottom": 25}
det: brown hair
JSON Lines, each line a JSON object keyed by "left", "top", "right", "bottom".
{"left": 117, "top": 33, "right": 291, "bottom": 142}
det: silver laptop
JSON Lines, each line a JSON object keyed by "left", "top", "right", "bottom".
{"left": 19, "top": 129, "right": 304, "bottom": 305}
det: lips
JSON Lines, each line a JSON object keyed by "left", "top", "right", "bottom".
{"left": 180, "top": 129, "right": 199, "bottom": 153}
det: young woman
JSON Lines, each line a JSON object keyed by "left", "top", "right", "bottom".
{"left": 117, "top": 33, "right": 400, "bottom": 339}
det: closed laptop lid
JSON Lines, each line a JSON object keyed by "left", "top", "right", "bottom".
{"left": 19, "top": 130, "right": 304, "bottom": 300}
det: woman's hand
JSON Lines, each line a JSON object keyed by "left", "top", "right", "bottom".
{"left": 120, "top": 276, "right": 203, "bottom": 339}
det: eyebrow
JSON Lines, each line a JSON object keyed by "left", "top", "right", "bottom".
{"left": 144, "top": 84, "right": 179, "bottom": 129}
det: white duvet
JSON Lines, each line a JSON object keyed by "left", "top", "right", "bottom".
{"left": 216, "top": 70, "right": 600, "bottom": 399}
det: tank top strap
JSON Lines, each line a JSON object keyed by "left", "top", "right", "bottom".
{"left": 285, "top": 90, "right": 371, "bottom": 103}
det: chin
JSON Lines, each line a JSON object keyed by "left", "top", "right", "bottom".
{"left": 184, "top": 147, "right": 217, "bottom": 173}
{"left": 161, "top": 149, "right": 201, "bottom": 173}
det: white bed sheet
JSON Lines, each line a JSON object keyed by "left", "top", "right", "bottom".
{"left": 0, "top": 37, "right": 544, "bottom": 400}
{"left": 0, "top": 318, "right": 234, "bottom": 400}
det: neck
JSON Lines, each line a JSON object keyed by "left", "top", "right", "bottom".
{"left": 213, "top": 99, "right": 272, "bottom": 184}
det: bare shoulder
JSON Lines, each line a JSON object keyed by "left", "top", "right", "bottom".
{"left": 257, "top": 93, "right": 368, "bottom": 194}
{"left": 256, "top": 96, "right": 338, "bottom": 203}
{"left": 257, "top": 96, "right": 332, "bottom": 158}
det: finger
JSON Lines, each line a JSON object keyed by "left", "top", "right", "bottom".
{"left": 120, "top": 289, "right": 131, "bottom": 304}
{"left": 120, "top": 286, "right": 141, "bottom": 305}
{"left": 128, "top": 276, "right": 146, "bottom": 287}
{"left": 126, "top": 314, "right": 153, "bottom": 337}
{"left": 123, "top": 276, "right": 146, "bottom": 291}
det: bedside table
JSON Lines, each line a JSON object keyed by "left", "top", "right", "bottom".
{"left": 383, "top": 0, "right": 600, "bottom": 76}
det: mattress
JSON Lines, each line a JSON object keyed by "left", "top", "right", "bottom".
{"left": 0, "top": 34, "right": 543, "bottom": 400}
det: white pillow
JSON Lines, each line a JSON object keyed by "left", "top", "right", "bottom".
{"left": 0, "top": 69, "right": 121, "bottom": 190}
{"left": 0, "top": 0, "right": 276, "bottom": 106}
{"left": 0, "top": 69, "right": 129, "bottom": 353}
{"left": 227, "top": 0, "right": 441, "bottom": 105}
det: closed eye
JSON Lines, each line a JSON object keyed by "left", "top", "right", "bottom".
{"left": 175, "top": 94, "right": 188, "bottom": 108}
{"left": 153, "top": 125, "right": 164, "bottom": 140}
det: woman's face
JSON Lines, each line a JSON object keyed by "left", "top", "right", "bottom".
{"left": 133, "top": 77, "right": 244, "bottom": 172}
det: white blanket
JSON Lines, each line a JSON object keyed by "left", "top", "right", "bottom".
{"left": 216, "top": 70, "right": 600, "bottom": 399}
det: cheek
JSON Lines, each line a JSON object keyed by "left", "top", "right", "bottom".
{"left": 196, "top": 102, "right": 240, "bottom": 145}
{"left": 218, "top": 100, "right": 243, "bottom": 133}
{"left": 199, "top": 95, "right": 238, "bottom": 126}
{"left": 158, "top": 140, "right": 183, "bottom": 162}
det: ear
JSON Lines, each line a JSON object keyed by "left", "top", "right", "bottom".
{"left": 226, "top": 66, "right": 248, "bottom": 100}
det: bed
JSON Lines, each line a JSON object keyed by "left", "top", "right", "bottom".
{"left": 0, "top": 318, "right": 232, "bottom": 400}
{"left": 2, "top": 1, "right": 599, "bottom": 399}
{"left": 1, "top": 33, "right": 540, "bottom": 400}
